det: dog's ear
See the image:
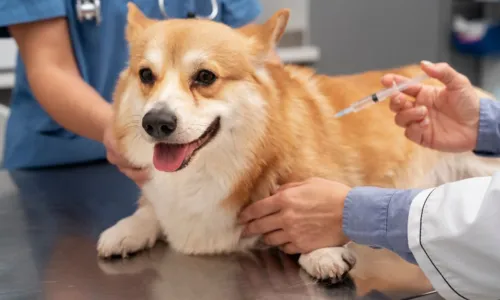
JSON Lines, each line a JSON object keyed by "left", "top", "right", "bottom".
{"left": 244, "top": 9, "right": 289, "bottom": 63}
{"left": 126, "top": 2, "right": 155, "bottom": 41}
{"left": 261, "top": 9, "right": 290, "bottom": 48}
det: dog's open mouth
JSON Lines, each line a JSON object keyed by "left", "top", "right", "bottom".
{"left": 153, "top": 117, "right": 221, "bottom": 172}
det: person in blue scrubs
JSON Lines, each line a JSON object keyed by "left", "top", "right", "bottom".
{"left": 0, "top": 0, "right": 262, "bottom": 184}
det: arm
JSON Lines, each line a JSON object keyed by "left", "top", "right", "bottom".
{"left": 342, "top": 187, "right": 422, "bottom": 263}
{"left": 343, "top": 174, "right": 500, "bottom": 299}
{"left": 8, "top": 18, "right": 112, "bottom": 142}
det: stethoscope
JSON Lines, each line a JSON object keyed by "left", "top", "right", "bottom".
{"left": 76, "top": 0, "right": 219, "bottom": 25}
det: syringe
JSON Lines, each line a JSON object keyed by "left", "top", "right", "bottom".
{"left": 334, "top": 73, "right": 429, "bottom": 118}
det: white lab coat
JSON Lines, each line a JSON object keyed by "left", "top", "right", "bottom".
{"left": 408, "top": 172, "right": 500, "bottom": 300}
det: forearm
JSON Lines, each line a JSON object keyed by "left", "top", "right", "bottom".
{"left": 9, "top": 18, "right": 112, "bottom": 143}
{"left": 28, "top": 66, "right": 112, "bottom": 142}
{"left": 342, "top": 186, "right": 423, "bottom": 263}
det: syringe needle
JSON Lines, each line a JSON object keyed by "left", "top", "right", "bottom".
{"left": 334, "top": 108, "right": 352, "bottom": 118}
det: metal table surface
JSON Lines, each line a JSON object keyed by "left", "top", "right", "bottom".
{"left": 1, "top": 162, "right": 444, "bottom": 300}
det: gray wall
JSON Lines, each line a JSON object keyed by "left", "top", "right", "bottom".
{"left": 308, "top": 0, "right": 479, "bottom": 85}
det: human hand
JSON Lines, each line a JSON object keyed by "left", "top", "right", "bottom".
{"left": 103, "top": 123, "right": 150, "bottom": 187}
{"left": 239, "top": 178, "right": 351, "bottom": 254}
{"left": 381, "top": 60, "right": 480, "bottom": 152}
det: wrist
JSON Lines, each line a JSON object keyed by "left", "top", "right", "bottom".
{"left": 97, "top": 104, "right": 114, "bottom": 143}
{"left": 338, "top": 186, "right": 352, "bottom": 245}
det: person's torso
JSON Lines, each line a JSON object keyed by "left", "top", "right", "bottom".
{"left": 4, "top": 0, "right": 231, "bottom": 169}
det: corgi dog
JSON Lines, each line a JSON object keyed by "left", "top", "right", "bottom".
{"left": 97, "top": 3, "right": 499, "bottom": 282}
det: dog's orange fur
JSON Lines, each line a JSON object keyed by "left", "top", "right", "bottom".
{"left": 99, "top": 4, "right": 498, "bottom": 282}
{"left": 115, "top": 10, "right": 438, "bottom": 210}
{"left": 220, "top": 14, "right": 447, "bottom": 210}
{"left": 111, "top": 4, "right": 441, "bottom": 240}
{"left": 231, "top": 63, "right": 445, "bottom": 205}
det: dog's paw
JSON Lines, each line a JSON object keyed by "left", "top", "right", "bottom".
{"left": 298, "top": 247, "right": 356, "bottom": 283}
{"left": 97, "top": 215, "right": 160, "bottom": 258}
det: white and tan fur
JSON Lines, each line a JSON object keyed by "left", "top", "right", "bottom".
{"left": 97, "top": 4, "right": 500, "bottom": 282}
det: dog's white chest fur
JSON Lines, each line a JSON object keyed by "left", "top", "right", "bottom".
{"left": 143, "top": 165, "right": 256, "bottom": 254}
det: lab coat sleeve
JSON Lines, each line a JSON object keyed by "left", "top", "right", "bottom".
{"left": 220, "top": 0, "right": 262, "bottom": 28}
{"left": 408, "top": 174, "right": 500, "bottom": 300}
{"left": 0, "top": 0, "right": 66, "bottom": 32}
{"left": 473, "top": 98, "right": 500, "bottom": 157}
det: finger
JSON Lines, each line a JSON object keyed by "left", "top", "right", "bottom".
{"left": 104, "top": 136, "right": 143, "bottom": 170}
{"left": 389, "top": 93, "right": 414, "bottom": 113}
{"left": 107, "top": 150, "right": 139, "bottom": 170}
{"left": 381, "top": 73, "right": 407, "bottom": 87}
{"left": 404, "top": 121, "right": 428, "bottom": 146}
{"left": 381, "top": 74, "right": 423, "bottom": 97}
{"left": 106, "top": 151, "right": 119, "bottom": 165}
{"left": 394, "top": 106, "right": 428, "bottom": 128}
{"left": 280, "top": 243, "right": 301, "bottom": 255}
{"left": 420, "top": 60, "right": 470, "bottom": 91}
{"left": 263, "top": 230, "right": 290, "bottom": 246}
{"left": 242, "top": 213, "right": 283, "bottom": 237}
{"left": 403, "top": 99, "right": 414, "bottom": 110}
{"left": 120, "top": 168, "right": 150, "bottom": 186}
{"left": 274, "top": 181, "right": 304, "bottom": 193}
{"left": 239, "top": 195, "right": 282, "bottom": 223}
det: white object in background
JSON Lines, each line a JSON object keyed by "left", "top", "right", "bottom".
{"left": 480, "top": 57, "right": 500, "bottom": 100}
{"left": 0, "top": 38, "right": 17, "bottom": 89}
{"left": 0, "top": 104, "right": 10, "bottom": 166}
{"left": 0, "top": 72, "right": 15, "bottom": 89}
{"left": 452, "top": 15, "right": 489, "bottom": 43}
{"left": 277, "top": 45, "right": 319, "bottom": 64}
{"left": 0, "top": 39, "right": 17, "bottom": 70}
{"left": 256, "top": 0, "right": 319, "bottom": 65}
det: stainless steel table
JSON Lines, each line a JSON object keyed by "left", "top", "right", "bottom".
{"left": 1, "top": 162, "right": 444, "bottom": 300}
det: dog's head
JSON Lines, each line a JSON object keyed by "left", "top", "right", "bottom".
{"left": 113, "top": 3, "right": 290, "bottom": 173}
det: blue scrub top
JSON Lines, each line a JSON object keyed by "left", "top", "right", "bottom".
{"left": 0, "top": 0, "right": 261, "bottom": 169}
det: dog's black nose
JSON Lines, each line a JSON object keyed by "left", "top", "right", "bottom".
{"left": 142, "top": 109, "right": 177, "bottom": 139}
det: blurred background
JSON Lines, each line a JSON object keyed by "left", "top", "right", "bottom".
{"left": 0, "top": 0, "right": 499, "bottom": 164}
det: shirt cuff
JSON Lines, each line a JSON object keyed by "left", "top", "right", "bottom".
{"left": 473, "top": 98, "right": 500, "bottom": 157}
{"left": 342, "top": 186, "right": 422, "bottom": 263}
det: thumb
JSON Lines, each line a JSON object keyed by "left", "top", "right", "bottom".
{"left": 274, "top": 181, "right": 303, "bottom": 194}
{"left": 420, "top": 60, "right": 470, "bottom": 91}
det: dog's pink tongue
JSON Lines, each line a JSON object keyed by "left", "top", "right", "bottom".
{"left": 153, "top": 144, "right": 191, "bottom": 172}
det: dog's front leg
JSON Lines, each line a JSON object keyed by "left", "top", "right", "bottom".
{"left": 298, "top": 246, "right": 356, "bottom": 283}
{"left": 97, "top": 196, "right": 162, "bottom": 258}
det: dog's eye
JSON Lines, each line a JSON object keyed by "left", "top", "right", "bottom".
{"left": 194, "top": 69, "right": 217, "bottom": 86}
{"left": 139, "top": 67, "right": 156, "bottom": 85}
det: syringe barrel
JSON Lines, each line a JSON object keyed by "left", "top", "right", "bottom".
{"left": 351, "top": 95, "right": 376, "bottom": 112}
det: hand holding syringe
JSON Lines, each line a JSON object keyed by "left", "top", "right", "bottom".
{"left": 334, "top": 73, "right": 429, "bottom": 118}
